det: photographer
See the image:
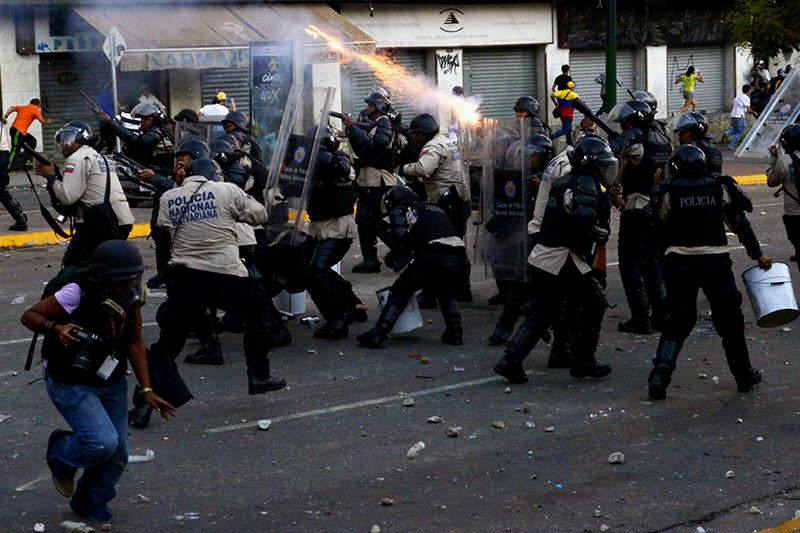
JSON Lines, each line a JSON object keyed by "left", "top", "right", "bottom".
{"left": 35, "top": 122, "right": 134, "bottom": 267}
{"left": 20, "top": 240, "right": 174, "bottom": 523}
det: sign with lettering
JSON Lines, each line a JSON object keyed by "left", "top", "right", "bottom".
{"left": 250, "top": 41, "right": 294, "bottom": 166}
{"left": 36, "top": 35, "right": 103, "bottom": 53}
{"left": 146, "top": 49, "right": 248, "bottom": 70}
{"left": 340, "top": 4, "right": 552, "bottom": 47}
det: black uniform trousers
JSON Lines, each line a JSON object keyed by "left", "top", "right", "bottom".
{"left": 506, "top": 260, "right": 605, "bottom": 366}
{"left": 384, "top": 245, "right": 464, "bottom": 326}
{"left": 304, "top": 237, "right": 358, "bottom": 321}
{"left": 150, "top": 266, "right": 273, "bottom": 379}
{"left": 618, "top": 208, "right": 666, "bottom": 323}
{"left": 62, "top": 224, "right": 133, "bottom": 268}
{"left": 659, "top": 253, "right": 753, "bottom": 379}
{"left": 355, "top": 185, "right": 388, "bottom": 261}
{"left": 150, "top": 204, "right": 172, "bottom": 278}
{"left": 783, "top": 214, "right": 800, "bottom": 267}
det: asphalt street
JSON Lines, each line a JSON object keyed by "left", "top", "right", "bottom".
{"left": 1, "top": 185, "right": 799, "bottom": 532}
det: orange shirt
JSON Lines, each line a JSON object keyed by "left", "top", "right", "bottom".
{"left": 10, "top": 104, "right": 43, "bottom": 136}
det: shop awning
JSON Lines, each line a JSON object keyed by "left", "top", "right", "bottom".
{"left": 73, "top": 3, "right": 375, "bottom": 71}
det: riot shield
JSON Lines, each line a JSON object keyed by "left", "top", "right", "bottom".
{"left": 475, "top": 118, "right": 532, "bottom": 282}
{"left": 737, "top": 68, "right": 800, "bottom": 158}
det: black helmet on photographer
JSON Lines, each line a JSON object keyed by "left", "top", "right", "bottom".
{"left": 88, "top": 240, "right": 146, "bottom": 320}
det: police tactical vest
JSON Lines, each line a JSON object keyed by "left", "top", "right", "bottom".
{"left": 622, "top": 124, "right": 672, "bottom": 197}
{"left": 406, "top": 202, "right": 458, "bottom": 251}
{"left": 307, "top": 154, "right": 357, "bottom": 222}
{"left": 42, "top": 283, "right": 134, "bottom": 387}
{"left": 695, "top": 139, "right": 723, "bottom": 175}
{"left": 538, "top": 173, "right": 597, "bottom": 258}
{"left": 666, "top": 176, "right": 727, "bottom": 248}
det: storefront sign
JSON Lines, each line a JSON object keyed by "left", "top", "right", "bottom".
{"left": 146, "top": 49, "right": 248, "bottom": 70}
{"left": 340, "top": 4, "right": 552, "bottom": 48}
{"left": 36, "top": 35, "right": 103, "bottom": 53}
{"left": 250, "top": 41, "right": 294, "bottom": 163}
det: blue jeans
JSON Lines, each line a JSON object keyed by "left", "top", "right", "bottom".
{"left": 724, "top": 117, "right": 746, "bottom": 149}
{"left": 46, "top": 377, "right": 129, "bottom": 521}
{"left": 551, "top": 116, "right": 574, "bottom": 146}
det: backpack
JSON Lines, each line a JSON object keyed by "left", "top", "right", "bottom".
{"left": 25, "top": 266, "right": 91, "bottom": 371}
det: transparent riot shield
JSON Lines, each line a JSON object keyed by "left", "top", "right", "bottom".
{"left": 174, "top": 118, "right": 222, "bottom": 164}
{"left": 737, "top": 68, "right": 800, "bottom": 158}
{"left": 475, "top": 118, "right": 531, "bottom": 282}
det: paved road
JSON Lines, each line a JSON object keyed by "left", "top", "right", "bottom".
{"left": 1, "top": 186, "right": 798, "bottom": 532}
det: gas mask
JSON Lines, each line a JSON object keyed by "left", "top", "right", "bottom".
{"left": 100, "top": 279, "right": 146, "bottom": 321}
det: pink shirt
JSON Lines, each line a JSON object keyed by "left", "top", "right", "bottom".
{"left": 54, "top": 283, "right": 82, "bottom": 314}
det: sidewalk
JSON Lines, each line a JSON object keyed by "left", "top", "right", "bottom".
{"left": 0, "top": 154, "right": 774, "bottom": 249}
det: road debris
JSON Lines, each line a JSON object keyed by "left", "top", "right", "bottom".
{"left": 407, "top": 441, "right": 425, "bottom": 459}
{"left": 712, "top": 376, "right": 719, "bottom": 384}
{"left": 300, "top": 317, "right": 320, "bottom": 325}
{"left": 427, "top": 416, "right": 442, "bottom": 424}
{"left": 725, "top": 470, "right": 734, "bottom": 478}
{"left": 748, "top": 506, "right": 762, "bottom": 514}
{"left": 59, "top": 522, "right": 94, "bottom": 533}
{"left": 380, "top": 498, "right": 394, "bottom": 506}
{"left": 544, "top": 426, "right": 555, "bottom": 433}
{"left": 453, "top": 367, "right": 465, "bottom": 372}
{"left": 503, "top": 387, "right": 511, "bottom": 394}
{"left": 697, "top": 373, "right": 708, "bottom": 379}
{"left": 736, "top": 418, "right": 743, "bottom": 424}
{"left": 555, "top": 484, "right": 563, "bottom": 490}
{"left": 492, "top": 421, "right": 506, "bottom": 430}
{"left": 257, "top": 419, "right": 272, "bottom": 431}
{"left": 600, "top": 525, "right": 610, "bottom": 532}
{"left": 136, "top": 493, "right": 150, "bottom": 503}
{"left": 608, "top": 452, "right": 625, "bottom": 465}
{"left": 695, "top": 527, "right": 706, "bottom": 533}
{"left": 756, "top": 436, "right": 764, "bottom": 442}
{"left": 783, "top": 326, "right": 793, "bottom": 333}
{"left": 419, "top": 357, "right": 430, "bottom": 365}
{"left": 34, "top": 524, "right": 45, "bottom": 533}
{"left": 525, "top": 421, "right": 535, "bottom": 429}
{"left": 0, "top": 414, "right": 11, "bottom": 424}
{"left": 128, "top": 449, "right": 155, "bottom": 463}
{"left": 370, "top": 526, "right": 381, "bottom": 533}
{"left": 446, "top": 426, "right": 461, "bottom": 438}
{"left": 402, "top": 397, "right": 415, "bottom": 407}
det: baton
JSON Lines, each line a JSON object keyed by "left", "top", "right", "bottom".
{"left": 572, "top": 97, "right": 619, "bottom": 140}
{"left": 79, "top": 89, "right": 106, "bottom": 116}
{"left": 329, "top": 111, "right": 349, "bottom": 120}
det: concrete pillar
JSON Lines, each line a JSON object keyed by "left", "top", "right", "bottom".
{"left": 544, "top": 44, "right": 569, "bottom": 125}
{"left": 311, "top": 62, "right": 342, "bottom": 120}
{"left": 0, "top": 13, "right": 41, "bottom": 146}
{"left": 168, "top": 69, "right": 201, "bottom": 114}
{"left": 645, "top": 45, "right": 667, "bottom": 119}
{"left": 734, "top": 45, "right": 753, "bottom": 94}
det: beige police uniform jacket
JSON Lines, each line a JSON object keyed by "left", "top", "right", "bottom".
{"left": 52, "top": 145, "right": 134, "bottom": 226}
{"left": 402, "top": 133, "right": 468, "bottom": 203}
{"left": 157, "top": 175, "right": 268, "bottom": 277}
{"left": 767, "top": 150, "right": 800, "bottom": 216}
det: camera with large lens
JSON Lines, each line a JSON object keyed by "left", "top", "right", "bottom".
{"left": 69, "top": 328, "right": 105, "bottom": 373}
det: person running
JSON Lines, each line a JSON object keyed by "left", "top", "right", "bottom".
{"left": 551, "top": 82, "right": 579, "bottom": 147}
{"left": 3, "top": 98, "right": 52, "bottom": 169}
{"left": 675, "top": 66, "right": 704, "bottom": 114}
{"left": 722, "top": 85, "right": 756, "bottom": 151}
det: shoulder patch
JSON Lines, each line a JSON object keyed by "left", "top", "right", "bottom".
{"left": 64, "top": 164, "right": 75, "bottom": 174}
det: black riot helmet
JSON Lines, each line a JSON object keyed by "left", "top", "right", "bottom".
{"left": 513, "top": 96, "right": 540, "bottom": 117}
{"left": 633, "top": 90, "right": 658, "bottom": 117}
{"left": 624, "top": 100, "right": 653, "bottom": 127}
{"left": 225, "top": 163, "right": 249, "bottom": 190}
{"left": 780, "top": 124, "right": 800, "bottom": 153}
{"left": 186, "top": 158, "right": 223, "bottom": 182}
{"left": 673, "top": 112, "right": 710, "bottom": 140}
{"left": 521, "top": 134, "right": 555, "bottom": 169}
{"left": 668, "top": 144, "right": 707, "bottom": 180}
{"left": 306, "top": 125, "right": 340, "bottom": 153}
{"left": 364, "top": 91, "right": 391, "bottom": 116}
{"left": 409, "top": 113, "right": 440, "bottom": 136}
{"left": 209, "top": 139, "right": 235, "bottom": 167}
{"left": 222, "top": 111, "right": 249, "bottom": 133}
{"left": 131, "top": 102, "right": 164, "bottom": 123}
{"left": 88, "top": 240, "right": 144, "bottom": 285}
{"left": 55, "top": 121, "right": 97, "bottom": 148}
{"left": 569, "top": 135, "right": 619, "bottom": 185}
{"left": 175, "top": 139, "right": 210, "bottom": 160}
{"left": 216, "top": 133, "right": 241, "bottom": 151}
{"left": 173, "top": 108, "right": 199, "bottom": 123}
{"left": 381, "top": 185, "right": 418, "bottom": 214}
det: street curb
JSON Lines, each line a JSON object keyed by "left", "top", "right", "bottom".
{"left": 0, "top": 223, "right": 151, "bottom": 249}
{"left": 0, "top": 176, "right": 770, "bottom": 250}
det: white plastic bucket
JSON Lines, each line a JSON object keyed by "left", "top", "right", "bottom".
{"left": 742, "top": 262, "right": 800, "bottom": 327}
{"left": 273, "top": 290, "right": 307, "bottom": 316}
{"left": 376, "top": 287, "right": 423, "bottom": 334}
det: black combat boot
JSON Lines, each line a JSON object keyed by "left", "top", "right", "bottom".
{"left": 648, "top": 338, "right": 682, "bottom": 400}
{"left": 4, "top": 198, "right": 27, "bottom": 231}
{"left": 247, "top": 359, "right": 286, "bottom": 395}
{"left": 313, "top": 319, "right": 349, "bottom": 340}
{"left": 356, "top": 294, "right": 406, "bottom": 348}
{"left": 488, "top": 322, "right": 513, "bottom": 346}
{"left": 618, "top": 318, "right": 653, "bottom": 335}
{"left": 569, "top": 322, "right": 612, "bottom": 380}
{"left": 268, "top": 302, "right": 291, "bottom": 347}
{"left": 493, "top": 323, "right": 540, "bottom": 384}
{"left": 185, "top": 335, "right": 223, "bottom": 365}
{"left": 547, "top": 333, "right": 573, "bottom": 369}
{"left": 219, "top": 311, "right": 245, "bottom": 333}
{"left": 417, "top": 290, "right": 437, "bottom": 309}
{"left": 352, "top": 258, "right": 381, "bottom": 273}
{"left": 722, "top": 335, "right": 762, "bottom": 393}
{"left": 439, "top": 297, "right": 463, "bottom": 345}
{"left": 488, "top": 293, "right": 525, "bottom": 346}
{"left": 146, "top": 273, "right": 166, "bottom": 289}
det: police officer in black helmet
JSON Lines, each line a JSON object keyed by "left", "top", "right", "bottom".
{"left": 97, "top": 102, "right": 165, "bottom": 168}
{"left": 222, "top": 111, "right": 262, "bottom": 164}
{"left": 342, "top": 90, "right": 399, "bottom": 273}
{"left": 356, "top": 185, "right": 465, "bottom": 348}
{"left": 768, "top": 125, "right": 800, "bottom": 265}
{"left": 648, "top": 144, "right": 770, "bottom": 399}
{"left": 494, "top": 135, "right": 616, "bottom": 385}
{"left": 673, "top": 112, "right": 723, "bottom": 174}
{"left": 21, "top": 240, "right": 175, "bottom": 522}
{"left": 632, "top": 90, "right": 670, "bottom": 138}
{"left": 609, "top": 99, "right": 672, "bottom": 334}
{"left": 513, "top": 96, "right": 550, "bottom": 136}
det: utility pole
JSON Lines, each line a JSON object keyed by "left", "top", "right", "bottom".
{"left": 604, "top": 0, "right": 617, "bottom": 110}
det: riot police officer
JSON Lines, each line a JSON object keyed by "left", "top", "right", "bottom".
{"left": 35, "top": 122, "right": 134, "bottom": 267}
{"left": 130, "top": 158, "right": 285, "bottom": 428}
{"left": 302, "top": 126, "right": 363, "bottom": 339}
{"left": 356, "top": 185, "right": 464, "bottom": 348}
{"left": 488, "top": 135, "right": 555, "bottom": 345}
{"left": 99, "top": 102, "right": 166, "bottom": 168}
{"left": 648, "top": 145, "right": 770, "bottom": 399}
{"left": 222, "top": 111, "right": 262, "bottom": 164}
{"left": 513, "top": 96, "right": 550, "bottom": 136}
{"left": 632, "top": 90, "right": 670, "bottom": 138}
{"left": 767, "top": 124, "right": 800, "bottom": 268}
{"left": 493, "top": 136, "right": 617, "bottom": 384}
{"left": 342, "top": 91, "right": 398, "bottom": 273}
{"left": 673, "top": 112, "right": 723, "bottom": 174}
{"left": 610, "top": 100, "right": 672, "bottom": 334}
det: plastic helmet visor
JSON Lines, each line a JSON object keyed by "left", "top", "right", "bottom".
{"left": 54, "top": 126, "right": 82, "bottom": 148}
